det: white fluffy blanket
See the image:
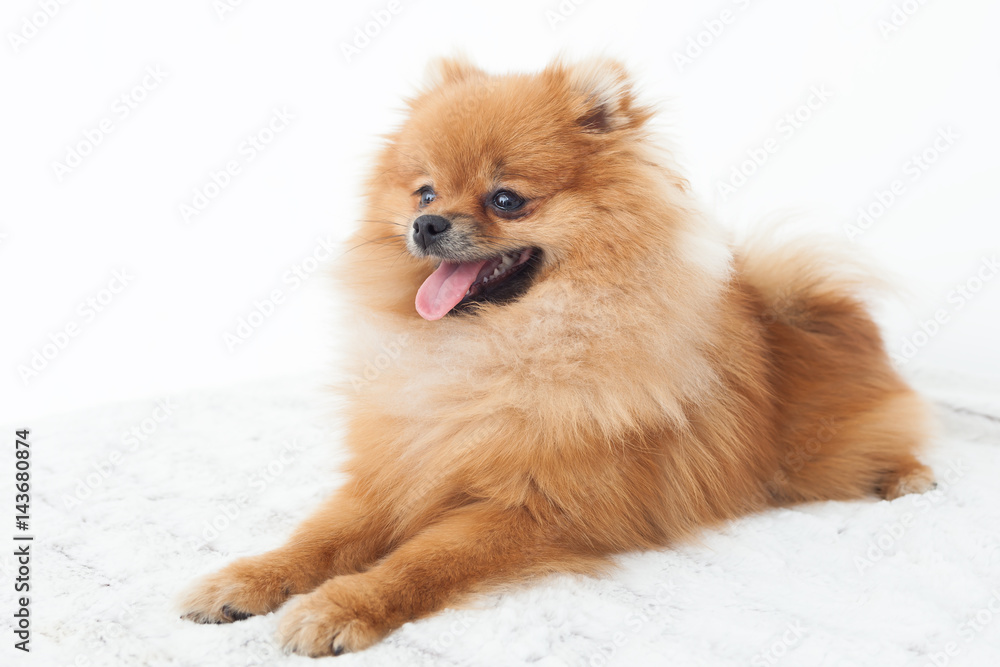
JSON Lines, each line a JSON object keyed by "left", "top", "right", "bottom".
{"left": 6, "top": 367, "right": 999, "bottom": 666}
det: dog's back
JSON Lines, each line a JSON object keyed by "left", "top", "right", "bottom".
{"left": 736, "top": 237, "right": 934, "bottom": 504}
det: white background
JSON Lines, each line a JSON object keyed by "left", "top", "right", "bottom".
{"left": 3, "top": 0, "right": 998, "bottom": 421}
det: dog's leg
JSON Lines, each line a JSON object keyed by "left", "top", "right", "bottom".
{"left": 874, "top": 454, "right": 936, "bottom": 500}
{"left": 277, "top": 501, "right": 585, "bottom": 656}
{"left": 178, "top": 488, "right": 393, "bottom": 624}
{"left": 768, "top": 389, "right": 936, "bottom": 504}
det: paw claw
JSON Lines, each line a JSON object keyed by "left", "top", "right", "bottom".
{"left": 178, "top": 557, "right": 294, "bottom": 624}
{"left": 277, "top": 581, "right": 385, "bottom": 656}
{"left": 222, "top": 605, "right": 253, "bottom": 622}
{"left": 878, "top": 464, "right": 936, "bottom": 500}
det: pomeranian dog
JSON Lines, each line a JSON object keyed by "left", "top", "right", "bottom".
{"left": 179, "top": 57, "right": 935, "bottom": 656}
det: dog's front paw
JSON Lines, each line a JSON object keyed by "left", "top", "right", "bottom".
{"left": 178, "top": 555, "right": 294, "bottom": 624}
{"left": 277, "top": 578, "right": 387, "bottom": 656}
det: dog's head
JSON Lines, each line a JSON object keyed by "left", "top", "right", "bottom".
{"left": 355, "top": 57, "right": 682, "bottom": 321}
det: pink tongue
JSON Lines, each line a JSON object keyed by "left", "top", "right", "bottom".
{"left": 415, "top": 259, "right": 488, "bottom": 321}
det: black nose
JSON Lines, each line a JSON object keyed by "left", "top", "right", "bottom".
{"left": 412, "top": 215, "right": 452, "bottom": 251}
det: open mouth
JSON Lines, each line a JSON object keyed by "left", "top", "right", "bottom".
{"left": 415, "top": 247, "right": 540, "bottom": 321}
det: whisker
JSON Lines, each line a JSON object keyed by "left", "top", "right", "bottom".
{"left": 363, "top": 205, "right": 397, "bottom": 215}
{"left": 358, "top": 219, "right": 408, "bottom": 229}
{"left": 382, "top": 144, "right": 424, "bottom": 167}
{"left": 478, "top": 233, "right": 534, "bottom": 247}
{"left": 390, "top": 248, "right": 414, "bottom": 268}
{"left": 474, "top": 238, "right": 528, "bottom": 254}
{"left": 344, "top": 234, "right": 405, "bottom": 254}
{"left": 366, "top": 163, "right": 416, "bottom": 184}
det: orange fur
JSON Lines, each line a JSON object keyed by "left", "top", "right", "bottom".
{"left": 179, "top": 57, "right": 934, "bottom": 656}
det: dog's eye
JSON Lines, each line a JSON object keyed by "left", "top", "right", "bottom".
{"left": 490, "top": 190, "right": 524, "bottom": 212}
{"left": 415, "top": 186, "right": 436, "bottom": 208}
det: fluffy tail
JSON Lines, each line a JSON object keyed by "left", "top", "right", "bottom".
{"left": 734, "top": 222, "right": 935, "bottom": 504}
{"left": 735, "top": 223, "right": 890, "bottom": 333}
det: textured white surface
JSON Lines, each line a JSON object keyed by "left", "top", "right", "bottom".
{"left": 3, "top": 368, "right": 999, "bottom": 667}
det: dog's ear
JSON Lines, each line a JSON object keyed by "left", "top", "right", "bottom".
{"left": 561, "top": 58, "right": 645, "bottom": 133}
{"left": 423, "top": 56, "right": 485, "bottom": 88}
